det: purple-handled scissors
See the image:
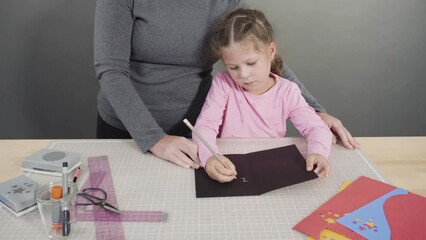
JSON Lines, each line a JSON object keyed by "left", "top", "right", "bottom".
{"left": 76, "top": 188, "right": 120, "bottom": 214}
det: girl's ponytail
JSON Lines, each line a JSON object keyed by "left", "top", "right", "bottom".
{"left": 271, "top": 54, "right": 283, "bottom": 75}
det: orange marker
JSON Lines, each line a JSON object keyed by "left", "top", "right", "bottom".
{"left": 51, "top": 186, "right": 62, "bottom": 230}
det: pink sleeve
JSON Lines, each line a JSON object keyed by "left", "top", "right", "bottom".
{"left": 193, "top": 73, "right": 228, "bottom": 167}
{"left": 286, "top": 83, "right": 332, "bottom": 158}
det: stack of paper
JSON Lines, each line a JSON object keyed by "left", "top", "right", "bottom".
{"left": 293, "top": 176, "right": 426, "bottom": 240}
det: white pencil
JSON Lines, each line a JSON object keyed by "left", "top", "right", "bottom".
{"left": 183, "top": 119, "right": 236, "bottom": 179}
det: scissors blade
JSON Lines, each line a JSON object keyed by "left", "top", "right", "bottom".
{"left": 101, "top": 202, "right": 120, "bottom": 214}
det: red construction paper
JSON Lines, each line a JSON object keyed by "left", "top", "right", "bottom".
{"left": 293, "top": 176, "right": 426, "bottom": 240}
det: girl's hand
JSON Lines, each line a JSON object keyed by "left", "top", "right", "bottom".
{"left": 205, "top": 155, "right": 237, "bottom": 183}
{"left": 306, "top": 153, "right": 331, "bottom": 178}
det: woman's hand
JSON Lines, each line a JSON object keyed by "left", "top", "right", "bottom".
{"left": 317, "top": 112, "right": 359, "bottom": 149}
{"left": 205, "top": 155, "right": 237, "bottom": 183}
{"left": 150, "top": 135, "right": 201, "bottom": 169}
{"left": 306, "top": 153, "right": 331, "bottom": 177}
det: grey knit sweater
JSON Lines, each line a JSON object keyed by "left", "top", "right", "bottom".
{"left": 94, "top": 0, "right": 325, "bottom": 153}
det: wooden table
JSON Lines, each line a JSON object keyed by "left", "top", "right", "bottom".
{"left": 1, "top": 137, "right": 425, "bottom": 196}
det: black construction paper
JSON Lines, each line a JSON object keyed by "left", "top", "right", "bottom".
{"left": 195, "top": 144, "right": 318, "bottom": 198}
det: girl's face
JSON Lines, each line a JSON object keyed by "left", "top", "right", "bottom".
{"left": 221, "top": 39, "right": 276, "bottom": 95}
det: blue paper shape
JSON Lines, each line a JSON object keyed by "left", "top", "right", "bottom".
{"left": 337, "top": 188, "right": 407, "bottom": 240}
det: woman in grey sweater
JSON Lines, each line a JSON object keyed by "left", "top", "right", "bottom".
{"left": 94, "top": 0, "right": 358, "bottom": 169}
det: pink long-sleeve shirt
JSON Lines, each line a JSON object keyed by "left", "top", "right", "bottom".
{"left": 193, "top": 72, "right": 332, "bottom": 167}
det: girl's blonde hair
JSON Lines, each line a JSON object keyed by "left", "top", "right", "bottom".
{"left": 211, "top": 8, "right": 283, "bottom": 75}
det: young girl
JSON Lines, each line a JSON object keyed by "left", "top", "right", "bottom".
{"left": 193, "top": 8, "right": 333, "bottom": 183}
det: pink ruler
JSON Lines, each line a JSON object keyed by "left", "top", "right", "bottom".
{"left": 77, "top": 156, "right": 165, "bottom": 239}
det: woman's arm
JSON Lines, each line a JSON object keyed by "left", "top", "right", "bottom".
{"left": 282, "top": 64, "right": 359, "bottom": 149}
{"left": 95, "top": 0, "right": 164, "bottom": 152}
{"left": 94, "top": 0, "right": 200, "bottom": 168}
{"left": 282, "top": 64, "right": 326, "bottom": 112}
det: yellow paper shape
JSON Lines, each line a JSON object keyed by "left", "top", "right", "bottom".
{"left": 338, "top": 180, "right": 352, "bottom": 192}
{"left": 316, "top": 228, "right": 350, "bottom": 240}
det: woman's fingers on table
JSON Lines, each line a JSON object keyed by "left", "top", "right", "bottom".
{"left": 150, "top": 135, "right": 200, "bottom": 169}
{"left": 332, "top": 123, "right": 359, "bottom": 149}
{"left": 317, "top": 112, "right": 359, "bottom": 149}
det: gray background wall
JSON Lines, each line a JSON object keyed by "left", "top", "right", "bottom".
{"left": 1, "top": 0, "right": 425, "bottom": 139}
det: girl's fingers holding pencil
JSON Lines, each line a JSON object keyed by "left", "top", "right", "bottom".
{"left": 205, "top": 158, "right": 235, "bottom": 183}
{"left": 219, "top": 156, "right": 237, "bottom": 176}
{"left": 213, "top": 163, "right": 235, "bottom": 183}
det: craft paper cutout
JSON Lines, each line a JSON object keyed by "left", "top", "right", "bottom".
{"left": 307, "top": 228, "right": 351, "bottom": 240}
{"left": 307, "top": 180, "right": 353, "bottom": 240}
{"left": 337, "top": 180, "right": 352, "bottom": 192}
{"left": 337, "top": 188, "right": 407, "bottom": 240}
{"left": 194, "top": 144, "right": 318, "bottom": 198}
{"left": 293, "top": 176, "right": 426, "bottom": 240}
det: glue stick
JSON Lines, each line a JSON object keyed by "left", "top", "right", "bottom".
{"left": 51, "top": 185, "right": 62, "bottom": 230}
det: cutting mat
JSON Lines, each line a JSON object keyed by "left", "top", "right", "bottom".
{"left": 0, "top": 138, "right": 386, "bottom": 239}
